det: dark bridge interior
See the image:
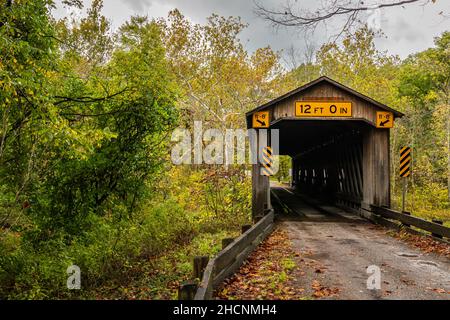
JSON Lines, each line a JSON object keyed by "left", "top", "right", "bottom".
{"left": 272, "top": 119, "right": 367, "bottom": 211}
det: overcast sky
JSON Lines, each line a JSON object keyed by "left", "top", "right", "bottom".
{"left": 52, "top": 0, "right": 450, "bottom": 67}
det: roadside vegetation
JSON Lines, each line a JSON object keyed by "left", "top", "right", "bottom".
{"left": 0, "top": 0, "right": 448, "bottom": 299}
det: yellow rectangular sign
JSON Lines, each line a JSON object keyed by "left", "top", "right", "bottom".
{"left": 295, "top": 101, "right": 352, "bottom": 117}
{"left": 376, "top": 111, "right": 394, "bottom": 128}
{"left": 252, "top": 111, "right": 270, "bottom": 128}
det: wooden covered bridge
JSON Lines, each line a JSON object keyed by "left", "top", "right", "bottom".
{"left": 246, "top": 76, "right": 403, "bottom": 218}
{"left": 189, "top": 77, "right": 450, "bottom": 300}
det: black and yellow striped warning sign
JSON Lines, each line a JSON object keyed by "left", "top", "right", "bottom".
{"left": 261, "top": 146, "right": 274, "bottom": 176}
{"left": 400, "top": 146, "right": 411, "bottom": 178}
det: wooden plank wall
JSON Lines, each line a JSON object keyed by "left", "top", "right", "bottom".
{"left": 252, "top": 163, "right": 269, "bottom": 218}
{"left": 251, "top": 130, "right": 270, "bottom": 218}
{"left": 271, "top": 82, "right": 383, "bottom": 125}
{"left": 362, "top": 127, "right": 390, "bottom": 209}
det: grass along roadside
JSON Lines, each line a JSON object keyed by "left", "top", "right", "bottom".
{"left": 90, "top": 230, "right": 240, "bottom": 300}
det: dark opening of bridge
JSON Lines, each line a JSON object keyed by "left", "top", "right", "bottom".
{"left": 274, "top": 119, "right": 364, "bottom": 204}
{"left": 246, "top": 76, "right": 403, "bottom": 219}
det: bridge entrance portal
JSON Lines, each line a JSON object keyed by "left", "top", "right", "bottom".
{"left": 246, "top": 76, "right": 403, "bottom": 219}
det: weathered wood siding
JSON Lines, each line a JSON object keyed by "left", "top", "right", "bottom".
{"left": 252, "top": 163, "right": 269, "bottom": 218}
{"left": 270, "top": 82, "right": 385, "bottom": 126}
{"left": 362, "top": 127, "right": 390, "bottom": 207}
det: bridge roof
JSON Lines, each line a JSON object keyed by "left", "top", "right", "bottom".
{"left": 246, "top": 76, "right": 404, "bottom": 118}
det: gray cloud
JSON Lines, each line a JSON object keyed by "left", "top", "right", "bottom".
{"left": 121, "top": 0, "right": 152, "bottom": 12}
{"left": 54, "top": 0, "right": 450, "bottom": 63}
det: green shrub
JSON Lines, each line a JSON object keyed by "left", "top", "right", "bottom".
{"left": 0, "top": 198, "right": 195, "bottom": 299}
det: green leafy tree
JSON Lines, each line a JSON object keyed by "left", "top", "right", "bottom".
{"left": 398, "top": 32, "right": 450, "bottom": 203}
{"left": 0, "top": 0, "right": 59, "bottom": 226}
{"left": 35, "top": 5, "right": 178, "bottom": 236}
{"left": 157, "top": 10, "right": 287, "bottom": 226}
{"left": 316, "top": 26, "right": 401, "bottom": 107}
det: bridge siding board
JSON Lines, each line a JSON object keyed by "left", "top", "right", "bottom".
{"left": 272, "top": 82, "right": 383, "bottom": 126}
{"left": 247, "top": 76, "right": 403, "bottom": 118}
{"left": 373, "top": 129, "right": 390, "bottom": 206}
{"left": 252, "top": 163, "right": 269, "bottom": 217}
{"left": 362, "top": 128, "right": 375, "bottom": 207}
{"left": 362, "top": 127, "right": 390, "bottom": 208}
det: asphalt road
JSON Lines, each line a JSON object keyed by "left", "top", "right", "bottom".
{"left": 272, "top": 186, "right": 450, "bottom": 300}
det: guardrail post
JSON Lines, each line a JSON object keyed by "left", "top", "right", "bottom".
{"left": 222, "top": 238, "right": 234, "bottom": 249}
{"left": 193, "top": 256, "right": 209, "bottom": 280}
{"left": 253, "top": 215, "right": 262, "bottom": 223}
{"left": 431, "top": 219, "right": 443, "bottom": 239}
{"left": 241, "top": 224, "right": 251, "bottom": 233}
{"left": 178, "top": 280, "right": 198, "bottom": 300}
{"left": 402, "top": 211, "right": 411, "bottom": 227}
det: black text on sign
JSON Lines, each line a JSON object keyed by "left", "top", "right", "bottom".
{"left": 376, "top": 111, "right": 394, "bottom": 128}
{"left": 295, "top": 101, "right": 352, "bottom": 117}
{"left": 252, "top": 111, "right": 270, "bottom": 128}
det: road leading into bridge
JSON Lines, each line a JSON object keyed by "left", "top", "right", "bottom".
{"left": 271, "top": 185, "right": 450, "bottom": 300}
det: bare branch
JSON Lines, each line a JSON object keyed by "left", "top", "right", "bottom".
{"left": 53, "top": 87, "right": 128, "bottom": 105}
{"left": 254, "top": 0, "right": 429, "bottom": 32}
{"left": 61, "top": 0, "right": 83, "bottom": 9}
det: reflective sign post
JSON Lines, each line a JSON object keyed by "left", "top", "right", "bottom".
{"left": 402, "top": 178, "right": 407, "bottom": 212}
{"left": 400, "top": 146, "right": 411, "bottom": 212}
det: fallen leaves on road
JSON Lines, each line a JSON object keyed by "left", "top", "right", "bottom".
{"left": 311, "top": 280, "right": 340, "bottom": 298}
{"left": 426, "top": 287, "right": 450, "bottom": 295}
{"left": 215, "top": 228, "right": 307, "bottom": 300}
{"left": 400, "top": 277, "right": 415, "bottom": 286}
{"left": 392, "top": 230, "right": 450, "bottom": 258}
{"left": 383, "top": 290, "right": 392, "bottom": 296}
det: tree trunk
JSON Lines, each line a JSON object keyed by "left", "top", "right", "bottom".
{"left": 392, "top": 125, "right": 397, "bottom": 207}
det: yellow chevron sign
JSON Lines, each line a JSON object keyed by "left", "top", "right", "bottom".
{"left": 400, "top": 146, "right": 411, "bottom": 178}
{"left": 376, "top": 111, "right": 394, "bottom": 128}
{"left": 261, "top": 146, "right": 274, "bottom": 176}
{"left": 252, "top": 111, "right": 270, "bottom": 128}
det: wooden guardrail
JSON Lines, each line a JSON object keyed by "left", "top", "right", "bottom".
{"left": 177, "top": 210, "right": 274, "bottom": 300}
{"left": 371, "top": 205, "right": 450, "bottom": 239}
